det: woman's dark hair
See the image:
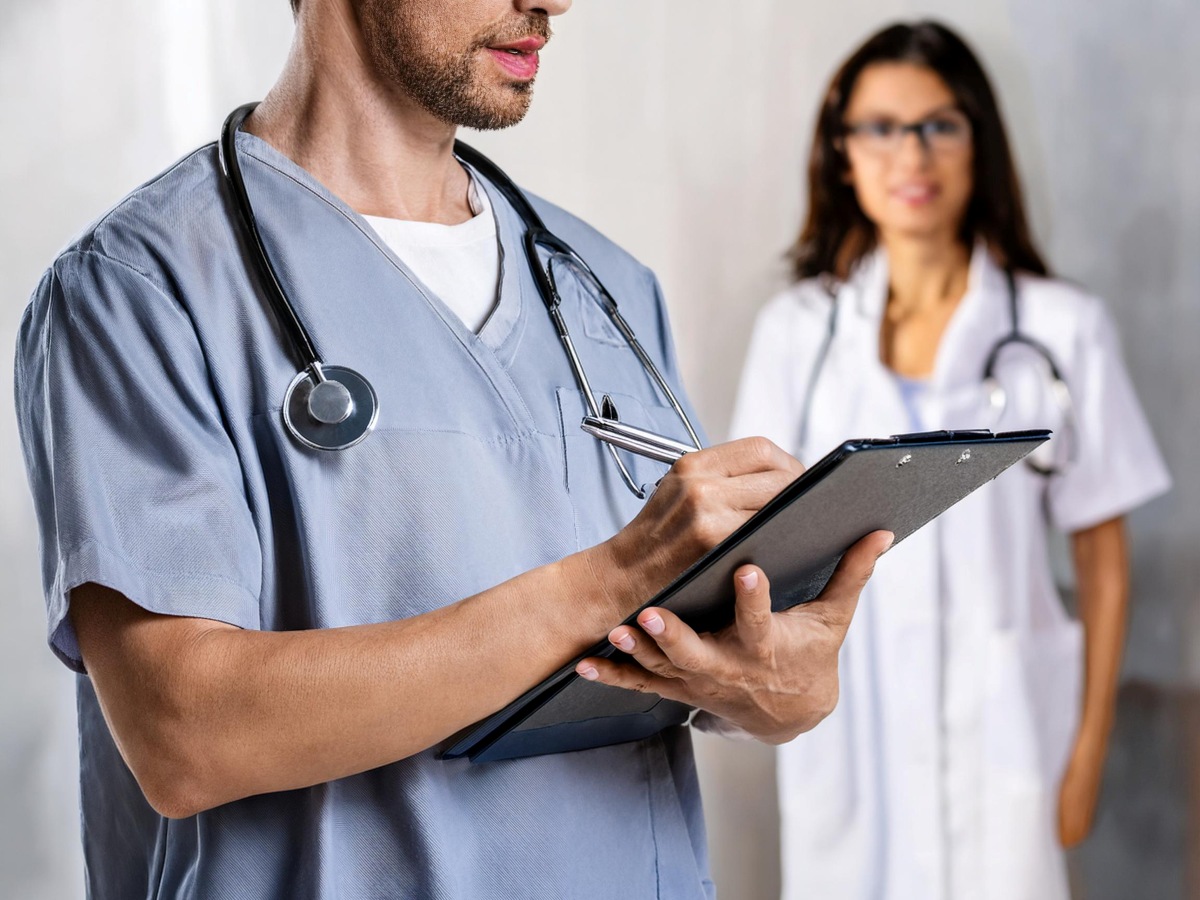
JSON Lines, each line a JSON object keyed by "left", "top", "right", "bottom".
{"left": 790, "top": 20, "right": 1048, "bottom": 282}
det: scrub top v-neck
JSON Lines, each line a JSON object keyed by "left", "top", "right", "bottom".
{"left": 363, "top": 170, "right": 501, "bottom": 335}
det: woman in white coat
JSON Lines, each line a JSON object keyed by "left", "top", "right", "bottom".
{"left": 730, "top": 21, "right": 1170, "bottom": 900}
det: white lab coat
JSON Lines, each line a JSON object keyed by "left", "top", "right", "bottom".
{"left": 729, "top": 246, "right": 1171, "bottom": 900}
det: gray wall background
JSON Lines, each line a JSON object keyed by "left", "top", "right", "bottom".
{"left": 1, "top": 2, "right": 1195, "bottom": 898}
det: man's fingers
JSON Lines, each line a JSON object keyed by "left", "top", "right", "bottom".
{"left": 631, "top": 607, "right": 713, "bottom": 674}
{"left": 604, "top": 607, "right": 713, "bottom": 679}
{"left": 720, "top": 470, "right": 803, "bottom": 513}
{"left": 652, "top": 466, "right": 800, "bottom": 552}
{"left": 732, "top": 565, "right": 773, "bottom": 650}
{"left": 673, "top": 436, "right": 803, "bottom": 480}
{"left": 580, "top": 607, "right": 715, "bottom": 704}
{"left": 803, "top": 530, "right": 894, "bottom": 632}
{"left": 605, "top": 623, "right": 678, "bottom": 679}
{"left": 575, "top": 656, "right": 690, "bottom": 705}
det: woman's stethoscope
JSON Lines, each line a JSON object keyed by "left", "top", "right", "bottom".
{"left": 218, "top": 103, "right": 700, "bottom": 497}
{"left": 798, "top": 267, "right": 1077, "bottom": 476}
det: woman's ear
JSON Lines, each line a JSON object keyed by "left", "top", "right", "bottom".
{"left": 831, "top": 139, "right": 854, "bottom": 185}
{"left": 839, "top": 157, "right": 855, "bottom": 186}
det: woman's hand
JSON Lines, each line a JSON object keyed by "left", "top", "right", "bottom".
{"left": 1058, "top": 517, "right": 1130, "bottom": 847}
{"left": 1058, "top": 735, "right": 1105, "bottom": 846}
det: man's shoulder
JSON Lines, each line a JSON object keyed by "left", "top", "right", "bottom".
{"left": 524, "top": 192, "right": 656, "bottom": 287}
{"left": 47, "top": 144, "right": 225, "bottom": 290}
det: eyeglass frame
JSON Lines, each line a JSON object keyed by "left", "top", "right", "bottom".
{"left": 839, "top": 108, "right": 973, "bottom": 157}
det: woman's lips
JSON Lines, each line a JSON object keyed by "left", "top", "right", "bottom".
{"left": 892, "top": 184, "right": 940, "bottom": 207}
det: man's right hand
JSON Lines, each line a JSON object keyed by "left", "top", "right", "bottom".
{"left": 591, "top": 437, "right": 807, "bottom": 616}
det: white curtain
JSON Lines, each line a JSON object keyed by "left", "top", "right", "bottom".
{"left": 0, "top": 4, "right": 292, "bottom": 897}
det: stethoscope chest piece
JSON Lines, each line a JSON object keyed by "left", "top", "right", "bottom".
{"left": 283, "top": 365, "right": 379, "bottom": 451}
{"left": 222, "top": 102, "right": 699, "bottom": 472}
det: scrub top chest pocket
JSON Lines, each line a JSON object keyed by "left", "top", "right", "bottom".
{"left": 539, "top": 252, "right": 699, "bottom": 520}
{"left": 556, "top": 387, "right": 683, "bottom": 498}
{"left": 250, "top": 409, "right": 579, "bottom": 630}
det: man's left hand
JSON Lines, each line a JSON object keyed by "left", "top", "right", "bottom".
{"left": 575, "top": 530, "right": 893, "bottom": 743}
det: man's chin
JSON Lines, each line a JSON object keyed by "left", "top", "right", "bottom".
{"left": 453, "top": 91, "right": 533, "bottom": 131}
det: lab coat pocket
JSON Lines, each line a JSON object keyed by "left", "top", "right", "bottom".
{"left": 981, "top": 626, "right": 1081, "bottom": 900}
{"left": 984, "top": 623, "right": 1084, "bottom": 785}
{"left": 1029, "top": 622, "right": 1084, "bottom": 786}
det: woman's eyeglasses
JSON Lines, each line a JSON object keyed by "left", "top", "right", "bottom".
{"left": 841, "top": 110, "right": 972, "bottom": 157}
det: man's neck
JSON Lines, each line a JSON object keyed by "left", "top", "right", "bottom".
{"left": 244, "top": 4, "right": 473, "bottom": 225}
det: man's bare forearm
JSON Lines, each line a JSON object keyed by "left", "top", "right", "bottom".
{"left": 72, "top": 545, "right": 637, "bottom": 819}
{"left": 72, "top": 438, "right": 803, "bottom": 819}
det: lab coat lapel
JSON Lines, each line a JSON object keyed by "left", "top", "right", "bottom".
{"left": 816, "top": 252, "right": 941, "bottom": 636}
{"left": 823, "top": 255, "right": 946, "bottom": 859}
{"left": 927, "top": 245, "right": 1013, "bottom": 430}
{"left": 807, "top": 250, "right": 911, "bottom": 453}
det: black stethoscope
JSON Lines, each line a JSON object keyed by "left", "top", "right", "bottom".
{"left": 218, "top": 104, "right": 700, "bottom": 494}
{"left": 798, "top": 267, "right": 1077, "bottom": 476}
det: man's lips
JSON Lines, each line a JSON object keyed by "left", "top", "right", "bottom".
{"left": 485, "top": 35, "right": 545, "bottom": 80}
{"left": 490, "top": 36, "right": 546, "bottom": 53}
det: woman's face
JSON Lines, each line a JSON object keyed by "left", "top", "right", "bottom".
{"left": 841, "top": 63, "right": 974, "bottom": 245}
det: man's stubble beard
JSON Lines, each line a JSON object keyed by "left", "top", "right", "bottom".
{"left": 360, "top": 2, "right": 548, "bottom": 131}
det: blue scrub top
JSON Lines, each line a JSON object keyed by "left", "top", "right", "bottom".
{"left": 15, "top": 132, "right": 714, "bottom": 900}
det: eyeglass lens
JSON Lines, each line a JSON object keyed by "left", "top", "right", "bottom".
{"left": 843, "top": 110, "right": 972, "bottom": 156}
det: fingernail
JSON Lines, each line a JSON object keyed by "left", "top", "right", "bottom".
{"left": 641, "top": 613, "right": 664, "bottom": 636}
{"left": 881, "top": 532, "right": 895, "bottom": 553}
{"left": 737, "top": 570, "right": 759, "bottom": 591}
{"left": 612, "top": 632, "right": 636, "bottom": 652}
{"left": 578, "top": 664, "right": 599, "bottom": 681}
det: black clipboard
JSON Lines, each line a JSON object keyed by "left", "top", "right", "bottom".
{"left": 441, "top": 429, "right": 1050, "bottom": 764}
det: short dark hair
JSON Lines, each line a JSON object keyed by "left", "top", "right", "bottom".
{"left": 290, "top": 0, "right": 299, "bottom": 15}
{"left": 790, "top": 20, "right": 1048, "bottom": 282}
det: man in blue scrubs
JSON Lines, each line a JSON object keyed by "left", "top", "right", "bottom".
{"left": 14, "top": 1, "right": 891, "bottom": 897}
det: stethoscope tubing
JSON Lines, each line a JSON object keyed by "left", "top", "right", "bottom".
{"left": 219, "top": 104, "right": 702, "bottom": 475}
{"left": 457, "top": 146, "right": 705, "bottom": 488}
{"left": 219, "top": 103, "right": 323, "bottom": 373}
{"left": 798, "top": 266, "right": 1074, "bottom": 475}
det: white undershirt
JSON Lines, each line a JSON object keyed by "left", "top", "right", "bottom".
{"left": 363, "top": 174, "right": 500, "bottom": 334}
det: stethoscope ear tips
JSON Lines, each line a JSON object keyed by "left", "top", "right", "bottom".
{"left": 283, "top": 365, "right": 379, "bottom": 451}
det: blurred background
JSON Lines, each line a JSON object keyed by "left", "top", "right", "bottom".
{"left": 1, "top": 1, "right": 1196, "bottom": 897}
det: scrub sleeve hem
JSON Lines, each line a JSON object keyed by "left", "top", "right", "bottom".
{"left": 48, "top": 537, "right": 261, "bottom": 673}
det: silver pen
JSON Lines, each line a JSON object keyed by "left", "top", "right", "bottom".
{"left": 580, "top": 415, "right": 700, "bottom": 464}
